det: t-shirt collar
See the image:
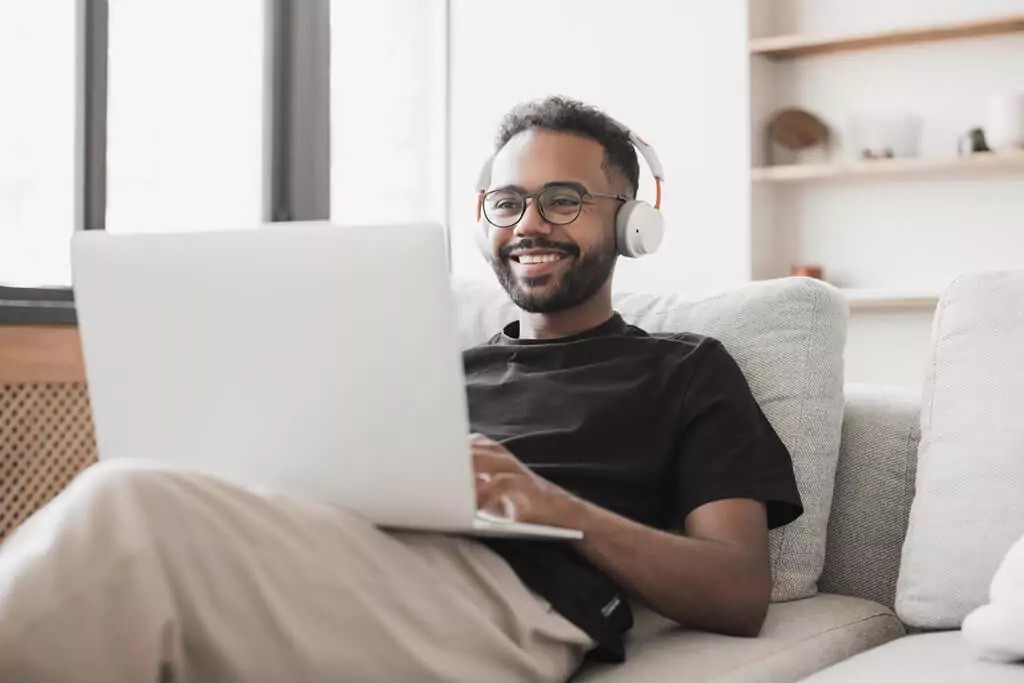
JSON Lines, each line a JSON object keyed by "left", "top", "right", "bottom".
{"left": 499, "top": 313, "right": 627, "bottom": 345}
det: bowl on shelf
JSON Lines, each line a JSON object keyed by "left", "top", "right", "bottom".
{"left": 848, "top": 112, "right": 923, "bottom": 161}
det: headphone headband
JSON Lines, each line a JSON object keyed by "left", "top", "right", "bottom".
{"left": 615, "top": 123, "right": 665, "bottom": 201}
{"left": 475, "top": 121, "right": 664, "bottom": 211}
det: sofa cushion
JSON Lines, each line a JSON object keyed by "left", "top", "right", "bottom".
{"left": 896, "top": 271, "right": 1024, "bottom": 629}
{"left": 963, "top": 530, "right": 1024, "bottom": 663}
{"left": 820, "top": 384, "right": 920, "bottom": 611}
{"left": 452, "top": 276, "right": 847, "bottom": 602}
{"left": 574, "top": 594, "right": 903, "bottom": 683}
{"left": 799, "top": 632, "right": 1024, "bottom": 683}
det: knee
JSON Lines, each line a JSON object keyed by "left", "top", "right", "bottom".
{"left": 0, "top": 462, "right": 183, "bottom": 583}
{"left": 39, "top": 460, "right": 203, "bottom": 546}
{"left": 67, "top": 459, "right": 182, "bottom": 508}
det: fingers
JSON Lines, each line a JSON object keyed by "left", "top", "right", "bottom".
{"left": 476, "top": 473, "right": 532, "bottom": 521}
{"left": 472, "top": 449, "right": 522, "bottom": 476}
{"left": 469, "top": 432, "right": 496, "bottom": 446}
{"left": 469, "top": 433, "right": 514, "bottom": 455}
{"left": 470, "top": 436, "right": 524, "bottom": 476}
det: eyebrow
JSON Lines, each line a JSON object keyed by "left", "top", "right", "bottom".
{"left": 488, "top": 181, "right": 591, "bottom": 195}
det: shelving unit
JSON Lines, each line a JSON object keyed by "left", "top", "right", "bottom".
{"left": 752, "top": 150, "right": 1024, "bottom": 183}
{"left": 748, "top": 4, "right": 1024, "bottom": 309}
{"left": 750, "top": 14, "right": 1024, "bottom": 59}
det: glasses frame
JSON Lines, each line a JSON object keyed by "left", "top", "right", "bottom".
{"left": 480, "top": 183, "right": 629, "bottom": 229}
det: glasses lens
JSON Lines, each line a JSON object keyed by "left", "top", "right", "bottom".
{"left": 539, "top": 186, "right": 583, "bottom": 224}
{"left": 483, "top": 190, "right": 524, "bottom": 227}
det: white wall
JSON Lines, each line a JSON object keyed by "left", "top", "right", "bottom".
{"left": 844, "top": 310, "right": 935, "bottom": 389}
{"left": 448, "top": 1, "right": 752, "bottom": 297}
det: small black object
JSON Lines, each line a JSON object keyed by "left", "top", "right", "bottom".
{"left": 959, "top": 127, "right": 991, "bottom": 155}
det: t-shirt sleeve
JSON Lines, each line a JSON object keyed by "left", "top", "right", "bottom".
{"left": 668, "top": 339, "right": 803, "bottom": 530}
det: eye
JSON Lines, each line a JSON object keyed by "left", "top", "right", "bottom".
{"left": 485, "top": 191, "right": 523, "bottom": 214}
{"left": 543, "top": 188, "right": 583, "bottom": 210}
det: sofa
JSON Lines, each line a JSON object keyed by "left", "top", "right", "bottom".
{"left": 453, "top": 272, "right": 1024, "bottom": 682}
{"left": 2, "top": 273, "right": 1022, "bottom": 681}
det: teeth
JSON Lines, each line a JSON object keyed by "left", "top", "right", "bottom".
{"left": 518, "top": 253, "right": 563, "bottom": 265}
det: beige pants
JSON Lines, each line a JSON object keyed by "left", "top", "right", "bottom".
{"left": 0, "top": 461, "right": 593, "bottom": 683}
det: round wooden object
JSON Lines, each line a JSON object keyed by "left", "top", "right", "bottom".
{"left": 769, "top": 109, "right": 830, "bottom": 150}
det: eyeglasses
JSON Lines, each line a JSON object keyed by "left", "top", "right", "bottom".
{"left": 481, "top": 183, "right": 628, "bottom": 229}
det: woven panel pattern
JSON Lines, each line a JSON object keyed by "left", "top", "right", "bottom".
{"left": 1, "top": 383, "right": 98, "bottom": 542}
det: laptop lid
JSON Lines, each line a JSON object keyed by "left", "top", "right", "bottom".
{"left": 71, "top": 223, "right": 477, "bottom": 531}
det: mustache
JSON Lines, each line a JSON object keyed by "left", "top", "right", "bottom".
{"left": 499, "top": 237, "right": 580, "bottom": 261}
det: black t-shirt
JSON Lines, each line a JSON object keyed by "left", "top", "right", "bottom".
{"left": 462, "top": 313, "right": 803, "bottom": 662}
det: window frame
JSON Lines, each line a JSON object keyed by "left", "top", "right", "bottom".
{"left": 1, "top": 0, "right": 329, "bottom": 324}
{"left": 2, "top": 0, "right": 447, "bottom": 324}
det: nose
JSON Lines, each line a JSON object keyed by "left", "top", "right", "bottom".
{"left": 513, "top": 197, "right": 553, "bottom": 239}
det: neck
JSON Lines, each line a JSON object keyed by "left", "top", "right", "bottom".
{"left": 517, "top": 285, "right": 615, "bottom": 340}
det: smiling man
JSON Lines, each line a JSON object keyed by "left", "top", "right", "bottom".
{"left": 0, "top": 97, "right": 802, "bottom": 683}
{"left": 465, "top": 96, "right": 804, "bottom": 665}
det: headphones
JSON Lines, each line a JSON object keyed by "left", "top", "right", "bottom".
{"left": 474, "top": 121, "right": 666, "bottom": 259}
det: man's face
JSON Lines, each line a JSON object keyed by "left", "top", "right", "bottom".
{"left": 482, "top": 130, "right": 620, "bottom": 314}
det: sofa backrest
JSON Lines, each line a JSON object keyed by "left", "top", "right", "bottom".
{"left": 452, "top": 276, "right": 848, "bottom": 602}
{"left": 819, "top": 384, "right": 921, "bottom": 611}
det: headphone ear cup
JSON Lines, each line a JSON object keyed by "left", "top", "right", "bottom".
{"left": 615, "top": 201, "right": 665, "bottom": 257}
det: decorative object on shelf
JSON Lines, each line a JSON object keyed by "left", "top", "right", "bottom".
{"left": 958, "top": 128, "right": 992, "bottom": 156}
{"left": 986, "top": 91, "right": 1024, "bottom": 151}
{"left": 849, "top": 113, "right": 922, "bottom": 161}
{"left": 791, "top": 265, "right": 824, "bottom": 280}
{"left": 767, "top": 108, "right": 830, "bottom": 165}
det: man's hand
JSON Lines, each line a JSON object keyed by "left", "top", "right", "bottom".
{"left": 470, "top": 439, "right": 771, "bottom": 637}
{"left": 471, "top": 433, "right": 585, "bottom": 528}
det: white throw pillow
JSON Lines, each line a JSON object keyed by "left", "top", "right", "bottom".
{"left": 963, "top": 531, "right": 1024, "bottom": 663}
{"left": 896, "top": 271, "right": 1024, "bottom": 628}
{"left": 452, "top": 276, "right": 847, "bottom": 602}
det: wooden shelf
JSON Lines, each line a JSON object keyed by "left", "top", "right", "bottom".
{"left": 750, "top": 14, "right": 1024, "bottom": 60}
{"left": 751, "top": 150, "right": 1024, "bottom": 183}
{"left": 842, "top": 290, "right": 940, "bottom": 311}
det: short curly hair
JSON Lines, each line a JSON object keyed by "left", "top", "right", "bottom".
{"left": 495, "top": 96, "right": 640, "bottom": 199}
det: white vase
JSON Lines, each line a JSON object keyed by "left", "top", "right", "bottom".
{"left": 986, "top": 91, "right": 1024, "bottom": 151}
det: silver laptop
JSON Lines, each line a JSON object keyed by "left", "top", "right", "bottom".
{"left": 71, "top": 222, "right": 581, "bottom": 540}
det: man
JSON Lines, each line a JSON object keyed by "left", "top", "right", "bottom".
{"left": 0, "top": 97, "right": 801, "bottom": 683}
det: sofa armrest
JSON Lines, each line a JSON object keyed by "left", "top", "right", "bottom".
{"left": 819, "top": 384, "right": 920, "bottom": 610}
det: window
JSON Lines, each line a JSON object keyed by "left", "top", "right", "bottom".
{"left": 0, "top": 4, "right": 77, "bottom": 286}
{"left": 105, "top": 0, "right": 266, "bottom": 233}
{"left": 2, "top": 0, "right": 449, "bottom": 305}
{"left": 329, "top": 0, "right": 446, "bottom": 226}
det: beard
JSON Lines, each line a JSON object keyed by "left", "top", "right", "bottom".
{"left": 490, "top": 235, "right": 617, "bottom": 313}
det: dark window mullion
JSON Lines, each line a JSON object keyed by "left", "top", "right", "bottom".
{"left": 77, "top": 0, "right": 107, "bottom": 232}
{"left": 266, "top": 0, "right": 288, "bottom": 222}
{"left": 285, "top": 0, "right": 330, "bottom": 222}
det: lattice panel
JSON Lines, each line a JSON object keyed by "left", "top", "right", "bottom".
{"left": 1, "top": 383, "right": 98, "bottom": 542}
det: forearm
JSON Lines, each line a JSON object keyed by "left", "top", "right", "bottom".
{"left": 566, "top": 499, "right": 771, "bottom": 637}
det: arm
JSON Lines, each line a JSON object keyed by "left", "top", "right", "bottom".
{"left": 570, "top": 497, "right": 770, "bottom": 637}
{"left": 472, "top": 435, "right": 772, "bottom": 638}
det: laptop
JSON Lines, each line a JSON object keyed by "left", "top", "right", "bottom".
{"left": 70, "top": 222, "right": 582, "bottom": 540}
